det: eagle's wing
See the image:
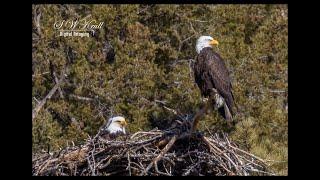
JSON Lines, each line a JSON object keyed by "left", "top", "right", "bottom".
{"left": 204, "top": 50, "right": 234, "bottom": 115}
{"left": 193, "top": 55, "right": 203, "bottom": 92}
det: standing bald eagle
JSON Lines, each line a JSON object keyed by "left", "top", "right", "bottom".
{"left": 194, "top": 36, "right": 234, "bottom": 121}
{"left": 99, "top": 116, "right": 127, "bottom": 139}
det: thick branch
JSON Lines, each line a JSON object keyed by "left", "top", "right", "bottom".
{"left": 191, "top": 99, "right": 211, "bottom": 132}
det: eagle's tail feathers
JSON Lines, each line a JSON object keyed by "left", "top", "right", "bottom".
{"left": 217, "top": 103, "right": 233, "bottom": 121}
{"left": 223, "top": 103, "right": 233, "bottom": 121}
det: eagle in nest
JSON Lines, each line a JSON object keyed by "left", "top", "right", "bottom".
{"left": 194, "top": 36, "right": 235, "bottom": 121}
{"left": 99, "top": 116, "right": 127, "bottom": 139}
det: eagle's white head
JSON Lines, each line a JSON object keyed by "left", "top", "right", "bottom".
{"left": 105, "top": 116, "right": 127, "bottom": 135}
{"left": 196, "top": 36, "right": 219, "bottom": 54}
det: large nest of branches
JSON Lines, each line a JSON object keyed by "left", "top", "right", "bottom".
{"left": 32, "top": 118, "right": 275, "bottom": 176}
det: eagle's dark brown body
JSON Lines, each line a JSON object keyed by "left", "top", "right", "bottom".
{"left": 100, "top": 131, "right": 126, "bottom": 140}
{"left": 194, "top": 47, "right": 234, "bottom": 119}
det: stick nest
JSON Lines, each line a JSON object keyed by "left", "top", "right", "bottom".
{"left": 32, "top": 120, "right": 275, "bottom": 176}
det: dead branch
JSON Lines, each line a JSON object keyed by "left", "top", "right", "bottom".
{"left": 154, "top": 100, "right": 179, "bottom": 116}
{"left": 33, "top": 5, "right": 42, "bottom": 37}
{"left": 142, "top": 135, "right": 177, "bottom": 176}
{"left": 69, "top": 94, "right": 95, "bottom": 101}
{"left": 32, "top": 77, "right": 62, "bottom": 121}
{"left": 191, "top": 98, "right": 211, "bottom": 132}
{"left": 53, "top": 71, "right": 64, "bottom": 99}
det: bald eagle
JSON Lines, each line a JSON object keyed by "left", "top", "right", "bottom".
{"left": 194, "top": 36, "right": 234, "bottom": 121}
{"left": 100, "top": 116, "right": 127, "bottom": 139}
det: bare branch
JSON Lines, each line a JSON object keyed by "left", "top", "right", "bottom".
{"left": 69, "top": 94, "right": 95, "bottom": 101}
{"left": 32, "top": 78, "right": 62, "bottom": 121}
{"left": 142, "top": 135, "right": 177, "bottom": 175}
{"left": 53, "top": 71, "right": 64, "bottom": 99}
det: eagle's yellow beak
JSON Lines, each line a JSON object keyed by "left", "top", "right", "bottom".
{"left": 209, "top": 39, "right": 219, "bottom": 46}
{"left": 120, "top": 120, "right": 128, "bottom": 126}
